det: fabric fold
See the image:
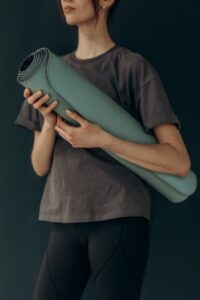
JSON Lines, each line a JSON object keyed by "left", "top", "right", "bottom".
{"left": 16, "top": 47, "right": 197, "bottom": 203}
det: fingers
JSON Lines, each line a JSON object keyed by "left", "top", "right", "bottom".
{"left": 24, "top": 88, "right": 32, "bottom": 98}
{"left": 32, "top": 94, "right": 50, "bottom": 109}
{"left": 24, "top": 88, "right": 58, "bottom": 115}
{"left": 41, "top": 100, "right": 58, "bottom": 115}
{"left": 66, "top": 110, "right": 87, "bottom": 127}
{"left": 26, "top": 90, "right": 44, "bottom": 105}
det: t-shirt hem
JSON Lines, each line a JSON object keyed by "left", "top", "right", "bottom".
{"left": 38, "top": 209, "right": 151, "bottom": 223}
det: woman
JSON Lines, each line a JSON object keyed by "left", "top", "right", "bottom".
{"left": 14, "top": 0, "right": 191, "bottom": 299}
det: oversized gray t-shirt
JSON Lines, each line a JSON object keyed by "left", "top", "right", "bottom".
{"left": 14, "top": 44, "right": 181, "bottom": 223}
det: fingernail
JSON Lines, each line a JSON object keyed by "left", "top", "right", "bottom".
{"left": 66, "top": 109, "right": 71, "bottom": 113}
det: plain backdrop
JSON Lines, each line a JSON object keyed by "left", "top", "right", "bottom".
{"left": 1, "top": 0, "right": 199, "bottom": 299}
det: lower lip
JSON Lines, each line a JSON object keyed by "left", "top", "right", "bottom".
{"left": 64, "top": 8, "right": 75, "bottom": 13}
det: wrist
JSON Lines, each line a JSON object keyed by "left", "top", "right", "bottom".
{"left": 99, "top": 130, "right": 115, "bottom": 149}
{"left": 43, "top": 119, "right": 56, "bottom": 131}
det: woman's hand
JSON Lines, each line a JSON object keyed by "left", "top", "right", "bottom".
{"left": 24, "top": 88, "right": 58, "bottom": 128}
{"left": 55, "top": 110, "right": 109, "bottom": 148}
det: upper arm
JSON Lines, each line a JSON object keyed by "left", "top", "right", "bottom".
{"left": 152, "top": 123, "right": 191, "bottom": 168}
{"left": 127, "top": 53, "right": 181, "bottom": 134}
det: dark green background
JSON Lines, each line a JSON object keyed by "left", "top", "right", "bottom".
{"left": 1, "top": 0, "right": 199, "bottom": 299}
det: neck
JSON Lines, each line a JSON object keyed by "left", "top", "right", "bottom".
{"left": 75, "top": 19, "right": 116, "bottom": 59}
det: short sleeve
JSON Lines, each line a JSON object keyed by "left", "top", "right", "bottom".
{"left": 129, "top": 53, "right": 181, "bottom": 134}
{"left": 137, "top": 76, "right": 181, "bottom": 134}
{"left": 14, "top": 98, "right": 43, "bottom": 132}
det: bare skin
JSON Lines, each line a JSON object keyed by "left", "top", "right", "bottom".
{"left": 25, "top": 0, "right": 191, "bottom": 177}
{"left": 24, "top": 88, "right": 59, "bottom": 176}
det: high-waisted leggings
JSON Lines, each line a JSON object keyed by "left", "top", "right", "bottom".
{"left": 33, "top": 216, "right": 151, "bottom": 300}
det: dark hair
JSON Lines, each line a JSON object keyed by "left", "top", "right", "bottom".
{"left": 57, "top": 0, "right": 119, "bottom": 25}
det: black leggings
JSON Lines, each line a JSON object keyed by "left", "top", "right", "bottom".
{"left": 33, "top": 216, "right": 151, "bottom": 300}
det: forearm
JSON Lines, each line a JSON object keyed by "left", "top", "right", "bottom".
{"left": 31, "top": 120, "right": 56, "bottom": 176}
{"left": 101, "top": 131, "right": 188, "bottom": 176}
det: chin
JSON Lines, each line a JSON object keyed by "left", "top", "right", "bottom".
{"left": 64, "top": 16, "right": 81, "bottom": 26}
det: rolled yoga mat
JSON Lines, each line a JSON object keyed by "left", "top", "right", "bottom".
{"left": 16, "top": 47, "right": 197, "bottom": 203}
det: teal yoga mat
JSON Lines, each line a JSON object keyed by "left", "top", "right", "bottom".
{"left": 16, "top": 47, "right": 197, "bottom": 203}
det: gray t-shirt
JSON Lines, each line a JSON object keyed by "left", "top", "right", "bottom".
{"left": 14, "top": 44, "right": 181, "bottom": 223}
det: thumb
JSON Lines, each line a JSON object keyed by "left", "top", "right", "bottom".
{"left": 24, "top": 88, "right": 32, "bottom": 98}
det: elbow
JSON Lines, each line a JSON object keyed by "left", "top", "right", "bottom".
{"left": 31, "top": 154, "right": 50, "bottom": 177}
{"left": 35, "top": 167, "right": 49, "bottom": 177}
{"left": 35, "top": 170, "right": 48, "bottom": 177}
{"left": 177, "top": 160, "right": 191, "bottom": 177}
{"left": 32, "top": 165, "right": 49, "bottom": 177}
